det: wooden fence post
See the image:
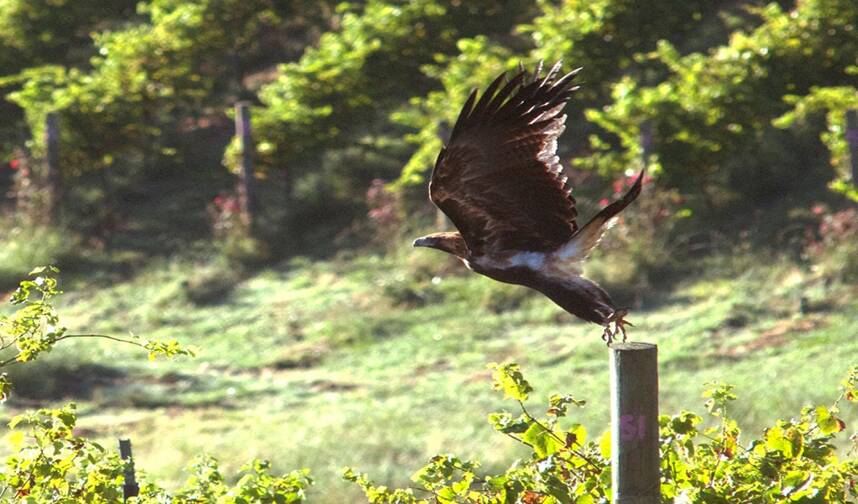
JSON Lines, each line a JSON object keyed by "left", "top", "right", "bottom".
{"left": 633, "top": 121, "right": 654, "bottom": 309}
{"left": 640, "top": 120, "right": 653, "bottom": 169}
{"left": 119, "top": 439, "right": 139, "bottom": 501}
{"left": 235, "top": 101, "right": 258, "bottom": 230}
{"left": 45, "top": 112, "right": 61, "bottom": 223}
{"left": 846, "top": 110, "right": 858, "bottom": 188}
{"left": 435, "top": 121, "right": 451, "bottom": 231}
{"left": 610, "top": 342, "right": 659, "bottom": 503}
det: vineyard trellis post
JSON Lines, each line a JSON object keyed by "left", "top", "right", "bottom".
{"left": 846, "top": 109, "right": 858, "bottom": 188}
{"left": 435, "top": 121, "right": 451, "bottom": 231}
{"left": 640, "top": 120, "right": 653, "bottom": 168}
{"left": 235, "top": 101, "right": 259, "bottom": 231}
{"left": 119, "top": 438, "right": 139, "bottom": 502}
{"left": 610, "top": 342, "right": 659, "bottom": 503}
{"left": 45, "top": 112, "right": 61, "bottom": 223}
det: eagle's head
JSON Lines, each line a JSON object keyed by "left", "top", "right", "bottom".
{"left": 413, "top": 232, "right": 469, "bottom": 258}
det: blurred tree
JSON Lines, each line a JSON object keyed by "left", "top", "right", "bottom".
{"left": 5, "top": 0, "right": 335, "bottom": 223}
{"left": 1, "top": 0, "right": 855, "bottom": 250}
{"left": 0, "top": 0, "right": 137, "bottom": 159}
{"left": 774, "top": 87, "right": 858, "bottom": 201}
{"left": 237, "top": 0, "right": 535, "bottom": 194}
{"left": 395, "top": 0, "right": 725, "bottom": 186}
{"left": 0, "top": 0, "right": 137, "bottom": 69}
{"left": 584, "top": 0, "right": 857, "bottom": 209}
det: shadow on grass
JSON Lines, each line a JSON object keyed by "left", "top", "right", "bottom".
{"left": 5, "top": 360, "right": 126, "bottom": 402}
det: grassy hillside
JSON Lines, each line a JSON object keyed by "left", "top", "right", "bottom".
{"left": 2, "top": 246, "right": 856, "bottom": 503}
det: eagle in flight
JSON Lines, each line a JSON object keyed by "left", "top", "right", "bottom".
{"left": 413, "top": 62, "right": 644, "bottom": 344}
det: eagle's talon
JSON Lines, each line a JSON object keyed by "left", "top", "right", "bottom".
{"left": 604, "top": 309, "right": 632, "bottom": 346}
{"left": 601, "top": 326, "right": 614, "bottom": 345}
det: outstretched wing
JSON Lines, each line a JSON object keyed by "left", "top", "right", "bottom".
{"left": 557, "top": 168, "right": 646, "bottom": 263}
{"left": 429, "top": 62, "right": 581, "bottom": 256}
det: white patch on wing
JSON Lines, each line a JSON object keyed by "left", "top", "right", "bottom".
{"left": 545, "top": 258, "right": 584, "bottom": 277}
{"left": 508, "top": 251, "right": 546, "bottom": 270}
{"left": 555, "top": 238, "right": 581, "bottom": 260}
{"left": 555, "top": 216, "right": 618, "bottom": 261}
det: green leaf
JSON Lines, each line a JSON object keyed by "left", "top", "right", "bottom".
{"left": 703, "top": 382, "right": 737, "bottom": 417}
{"left": 781, "top": 470, "right": 811, "bottom": 497}
{"left": 670, "top": 411, "right": 702, "bottom": 435}
{"left": 547, "top": 394, "right": 585, "bottom": 417}
{"left": 28, "top": 266, "right": 58, "bottom": 276}
{"left": 9, "top": 414, "right": 27, "bottom": 429}
{"left": 814, "top": 405, "right": 844, "bottom": 435}
{"left": 543, "top": 473, "right": 575, "bottom": 504}
{"left": 488, "top": 412, "right": 530, "bottom": 434}
{"left": 489, "top": 362, "right": 533, "bottom": 401}
{"left": 599, "top": 429, "right": 611, "bottom": 459}
{"left": 522, "top": 423, "right": 561, "bottom": 458}
{"left": 764, "top": 425, "right": 793, "bottom": 457}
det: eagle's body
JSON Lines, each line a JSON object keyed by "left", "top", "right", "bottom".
{"left": 413, "top": 62, "right": 644, "bottom": 343}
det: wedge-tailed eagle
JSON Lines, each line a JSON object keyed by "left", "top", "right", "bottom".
{"left": 413, "top": 62, "right": 644, "bottom": 344}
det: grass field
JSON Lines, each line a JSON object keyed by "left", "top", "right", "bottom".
{"left": 2, "top": 246, "right": 857, "bottom": 502}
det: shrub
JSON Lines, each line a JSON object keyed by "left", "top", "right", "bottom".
{"left": 0, "top": 267, "right": 311, "bottom": 501}
{"left": 207, "top": 191, "right": 270, "bottom": 266}
{"left": 345, "top": 363, "right": 858, "bottom": 502}
{"left": 0, "top": 404, "right": 312, "bottom": 503}
{"left": 805, "top": 206, "right": 858, "bottom": 282}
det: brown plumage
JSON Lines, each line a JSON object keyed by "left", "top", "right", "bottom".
{"left": 413, "top": 62, "right": 645, "bottom": 344}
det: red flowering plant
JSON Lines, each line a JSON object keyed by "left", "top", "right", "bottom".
{"left": 206, "top": 190, "right": 268, "bottom": 264}
{"left": 207, "top": 191, "right": 244, "bottom": 240}
{"left": 600, "top": 171, "right": 657, "bottom": 208}
{"left": 804, "top": 205, "right": 858, "bottom": 282}
{"left": 366, "top": 178, "right": 402, "bottom": 248}
{"left": 6, "top": 151, "right": 49, "bottom": 226}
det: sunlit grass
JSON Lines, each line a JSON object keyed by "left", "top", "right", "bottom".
{"left": 1, "top": 249, "right": 856, "bottom": 502}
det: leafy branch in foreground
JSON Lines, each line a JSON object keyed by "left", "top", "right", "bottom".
{"left": 0, "top": 266, "right": 194, "bottom": 397}
{"left": 0, "top": 403, "right": 312, "bottom": 503}
{"left": 345, "top": 363, "right": 858, "bottom": 503}
{"left": 0, "top": 267, "right": 312, "bottom": 502}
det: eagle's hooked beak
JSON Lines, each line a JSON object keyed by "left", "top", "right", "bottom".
{"left": 413, "top": 237, "right": 432, "bottom": 248}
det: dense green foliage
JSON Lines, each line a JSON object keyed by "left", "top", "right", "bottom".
{"left": 5, "top": 0, "right": 322, "bottom": 168}
{"left": 0, "top": 1, "right": 857, "bottom": 501}
{"left": 346, "top": 363, "right": 857, "bottom": 502}
{"left": 0, "top": 269, "right": 310, "bottom": 502}
{"left": 585, "top": 0, "right": 858, "bottom": 202}
{"left": 2, "top": 0, "right": 854, "bottom": 244}
{"left": 0, "top": 0, "right": 135, "bottom": 69}
{"left": 2, "top": 403, "right": 312, "bottom": 502}
{"left": 241, "top": 0, "right": 531, "bottom": 173}
{"left": 0, "top": 0, "right": 136, "bottom": 155}
{"left": 396, "top": 0, "right": 722, "bottom": 184}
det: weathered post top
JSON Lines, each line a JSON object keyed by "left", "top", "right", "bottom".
{"left": 610, "top": 342, "right": 660, "bottom": 504}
